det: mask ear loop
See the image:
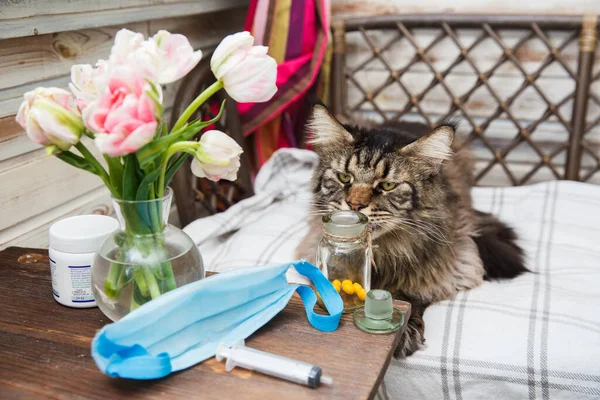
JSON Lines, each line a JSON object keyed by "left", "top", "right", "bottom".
{"left": 291, "top": 260, "right": 344, "bottom": 332}
{"left": 93, "top": 334, "right": 173, "bottom": 379}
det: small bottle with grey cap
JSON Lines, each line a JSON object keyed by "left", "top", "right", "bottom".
{"left": 316, "top": 210, "right": 372, "bottom": 313}
{"left": 48, "top": 215, "right": 119, "bottom": 308}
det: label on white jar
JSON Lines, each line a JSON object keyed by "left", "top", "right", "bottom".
{"left": 49, "top": 251, "right": 96, "bottom": 308}
{"left": 67, "top": 265, "right": 95, "bottom": 304}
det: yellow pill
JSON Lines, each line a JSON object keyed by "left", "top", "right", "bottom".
{"left": 334, "top": 284, "right": 341, "bottom": 293}
{"left": 332, "top": 279, "right": 341, "bottom": 287}
{"left": 342, "top": 282, "right": 355, "bottom": 295}
{"left": 353, "top": 282, "right": 362, "bottom": 292}
{"left": 342, "top": 279, "right": 352, "bottom": 287}
{"left": 357, "top": 288, "right": 367, "bottom": 301}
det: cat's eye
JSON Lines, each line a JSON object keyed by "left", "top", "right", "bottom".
{"left": 338, "top": 173, "right": 352, "bottom": 184}
{"left": 380, "top": 182, "right": 397, "bottom": 191}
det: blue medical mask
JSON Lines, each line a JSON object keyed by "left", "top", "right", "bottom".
{"left": 91, "top": 260, "right": 343, "bottom": 380}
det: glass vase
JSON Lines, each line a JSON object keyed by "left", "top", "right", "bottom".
{"left": 91, "top": 187, "right": 204, "bottom": 321}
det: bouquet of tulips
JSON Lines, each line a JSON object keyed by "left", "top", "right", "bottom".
{"left": 16, "top": 29, "right": 277, "bottom": 309}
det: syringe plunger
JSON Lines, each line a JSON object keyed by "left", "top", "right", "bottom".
{"left": 216, "top": 341, "right": 333, "bottom": 389}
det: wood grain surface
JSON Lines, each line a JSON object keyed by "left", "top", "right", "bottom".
{"left": 0, "top": 247, "right": 410, "bottom": 400}
{"left": 0, "top": 0, "right": 249, "bottom": 40}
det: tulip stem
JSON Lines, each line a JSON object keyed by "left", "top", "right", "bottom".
{"left": 75, "top": 142, "right": 119, "bottom": 198}
{"left": 157, "top": 141, "right": 199, "bottom": 198}
{"left": 171, "top": 80, "right": 223, "bottom": 132}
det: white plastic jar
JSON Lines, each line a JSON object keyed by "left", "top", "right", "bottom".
{"left": 48, "top": 215, "right": 119, "bottom": 308}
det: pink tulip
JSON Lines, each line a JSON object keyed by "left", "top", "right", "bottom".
{"left": 83, "top": 66, "right": 162, "bottom": 156}
{"left": 107, "top": 29, "right": 202, "bottom": 85}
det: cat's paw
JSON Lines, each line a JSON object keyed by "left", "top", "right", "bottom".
{"left": 393, "top": 315, "right": 425, "bottom": 358}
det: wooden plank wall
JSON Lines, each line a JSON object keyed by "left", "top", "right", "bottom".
{"left": 332, "top": 1, "right": 600, "bottom": 186}
{"left": 0, "top": 0, "right": 248, "bottom": 249}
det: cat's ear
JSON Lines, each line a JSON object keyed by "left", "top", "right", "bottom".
{"left": 400, "top": 124, "right": 455, "bottom": 165}
{"left": 307, "top": 105, "right": 353, "bottom": 147}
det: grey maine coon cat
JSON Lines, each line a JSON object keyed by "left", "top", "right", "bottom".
{"left": 296, "top": 105, "right": 527, "bottom": 357}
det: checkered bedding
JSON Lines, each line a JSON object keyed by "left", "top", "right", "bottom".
{"left": 183, "top": 149, "right": 600, "bottom": 399}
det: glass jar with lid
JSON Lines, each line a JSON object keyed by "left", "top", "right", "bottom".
{"left": 316, "top": 210, "right": 372, "bottom": 313}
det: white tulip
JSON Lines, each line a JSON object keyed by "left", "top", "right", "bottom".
{"left": 191, "top": 130, "right": 243, "bottom": 181}
{"left": 211, "top": 31, "right": 255, "bottom": 80}
{"left": 69, "top": 60, "right": 109, "bottom": 110}
{"left": 109, "top": 29, "right": 145, "bottom": 67}
{"left": 149, "top": 30, "right": 203, "bottom": 84}
{"left": 16, "top": 88, "right": 83, "bottom": 152}
{"left": 211, "top": 32, "right": 277, "bottom": 103}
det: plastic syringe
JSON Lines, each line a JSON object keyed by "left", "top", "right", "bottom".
{"left": 216, "top": 341, "right": 333, "bottom": 388}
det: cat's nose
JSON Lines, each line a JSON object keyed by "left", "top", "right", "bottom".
{"left": 346, "top": 185, "right": 372, "bottom": 211}
{"left": 348, "top": 201, "right": 368, "bottom": 211}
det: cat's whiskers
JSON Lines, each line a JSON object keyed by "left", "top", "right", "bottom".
{"left": 401, "top": 221, "right": 451, "bottom": 246}
{"left": 389, "top": 217, "right": 458, "bottom": 260}
{"left": 377, "top": 216, "right": 453, "bottom": 248}
{"left": 308, "top": 201, "right": 343, "bottom": 217}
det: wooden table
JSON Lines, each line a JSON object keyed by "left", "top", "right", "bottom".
{"left": 0, "top": 247, "right": 410, "bottom": 400}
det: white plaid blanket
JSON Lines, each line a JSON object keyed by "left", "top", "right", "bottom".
{"left": 184, "top": 149, "right": 600, "bottom": 399}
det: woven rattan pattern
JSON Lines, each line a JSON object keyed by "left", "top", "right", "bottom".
{"left": 332, "top": 15, "right": 600, "bottom": 186}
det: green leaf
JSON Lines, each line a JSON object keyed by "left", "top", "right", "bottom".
{"left": 155, "top": 121, "right": 168, "bottom": 139}
{"left": 123, "top": 154, "right": 140, "bottom": 201}
{"left": 165, "top": 152, "right": 191, "bottom": 187}
{"left": 179, "top": 100, "right": 226, "bottom": 142}
{"left": 82, "top": 129, "right": 95, "bottom": 140}
{"left": 136, "top": 100, "right": 226, "bottom": 170}
{"left": 136, "top": 132, "right": 183, "bottom": 170}
{"left": 122, "top": 155, "right": 152, "bottom": 234}
{"left": 133, "top": 169, "right": 162, "bottom": 229}
{"left": 55, "top": 151, "right": 97, "bottom": 175}
{"left": 135, "top": 169, "right": 162, "bottom": 201}
{"left": 104, "top": 155, "right": 124, "bottom": 198}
